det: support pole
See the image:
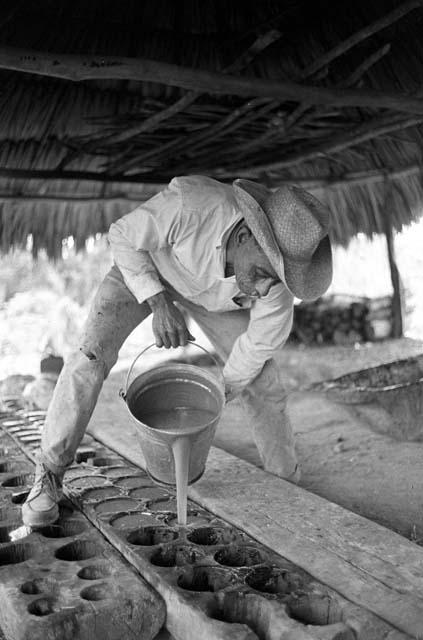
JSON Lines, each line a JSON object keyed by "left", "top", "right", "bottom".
{"left": 385, "top": 222, "right": 404, "bottom": 338}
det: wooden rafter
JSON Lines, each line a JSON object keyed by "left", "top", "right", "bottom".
{"left": 94, "top": 29, "right": 283, "bottom": 149}
{"left": 2, "top": 47, "right": 423, "bottom": 115}
{"left": 0, "top": 162, "right": 422, "bottom": 194}
{"left": 202, "top": 44, "right": 392, "bottom": 173}
{"left": 102, "top": 28, "right": 284, "bottom": 172}
{"left": 213, "top": 113, "right": 423, "bottom": 176}
{"left": 299, "top": 0, "right": 423, "bottom": 78}
{"left": 110, "top": 6, "right": 405, "bottom": 178}
{"left": 110, "top": 99, "right": 277, "bottom": 175}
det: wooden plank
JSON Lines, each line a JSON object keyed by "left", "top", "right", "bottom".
{"left": 88, "top": 418, "right": 423, "bottom": 638}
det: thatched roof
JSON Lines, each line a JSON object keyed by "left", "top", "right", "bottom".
{"left": 1, "top": 0, "right": 423, "bottom": 257}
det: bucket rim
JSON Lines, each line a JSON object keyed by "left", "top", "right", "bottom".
{"left": 124, "top": 341, "right": 224, "bottom": 396}
{"left": 122, "top": 363, "right": 225, "bottom": 437}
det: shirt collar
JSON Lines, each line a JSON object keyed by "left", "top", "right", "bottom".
{"left": 216, "top": 214, "right": 243, "bottom": 280}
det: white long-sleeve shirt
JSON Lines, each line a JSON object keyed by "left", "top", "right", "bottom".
{"left": 108, "top": 175, "right": 294, "bottom": 391}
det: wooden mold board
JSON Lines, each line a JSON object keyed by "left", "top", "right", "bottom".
{"left": 88, "top": 416, "right": 423, "bottom": 639}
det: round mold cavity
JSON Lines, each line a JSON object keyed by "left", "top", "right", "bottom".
{"left": 0, "top": 543, "right": 36, "bottom": 565}
{"left": 80, "top": 582, "right": 110, "bottom": 601}
{"left": 288, "top": 594, "right": 344, "bottom": 626}
{"left": 0, "top": 523, "right": 27, "bottom": 543}
{"left": 20, "top": 578, "right": 53, "bottom": 595}
{"left": 2, "top": 419, "right": 25, "bottom": 427}
{"left": 166, "top": 511, "right": 210, "bottom": 527}
{"left": 58, "top": 501, "right": 75, "bottom": 518}
{"left": 150, "top": 544, "right": 205, "bottom": 567}
{"left": 17, "top": 429, "right": 40, "bottom": 435}
{"left": 245, "top": 566, "right": 290, "bottom": 595}
{"left": 91, "top": 457, "right": 122, "bottom": 467}
{"left": 1, "top": 473, "right": 34, "bottom": 488}
{"left": 187, "top": 526, "right": 239, "bottom": 546}
{"left": 94, "top": 497, "right": 139, "bottom": 516}
{"left": 75, "top": 450, "right": 97, "bottom": 463}
{"left": 27, "top": 598, "right": 54, "bottom": 616}
{"left": 82, "top": 486, "right": 122, "bottom": 501}
{"left": 64, "top": 467, "right": 93, "bottom": 480}
{"left": 148, "top": 497, "right": 177, "bottom": 512}
{"left": 0, "top": 460, "right": 26, "bottom": 473}
{"left": 20, "top": 431, "right": 42, "bottom": 438}
{"left": 77, "top": 564, "right": 111, "bottom": 580}
{"left": 37, "top": 521, "right": 87, "bottom": 538}
{"left": 66, "top": 475, "right": 109, "bottom": 489}
{"left": 19, "top": 435, "right": 41, "bottom": 443}
{"left": 127, "top": 526, "right": 178, "bottom": 546}
{"left": 11, "top": 490, "right": 29, "bottom": 504}
{"left": 55, "top": 540, "right": 101, "bottom": 561}
{"left": 177, "top": 566, "right": 235, "bottom": 592}
{"left": 114, "top": 476, "right": 149, "bottom": 490}
{"left": 102, "top": 466, "right": 140, "bottom": 478}
{"left": 214, "top": 546, "right": 266, "bottom": 568}
{"left": 109, "top": 511, "right": 158, "bottom": 530}
{"left": 129, "top": 486, "right": 171, "bottom": 501}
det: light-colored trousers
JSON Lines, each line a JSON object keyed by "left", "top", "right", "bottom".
{"left": 41, "top": 265, "right": 298, "bottom": 478}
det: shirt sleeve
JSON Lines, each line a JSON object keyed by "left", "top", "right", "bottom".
{"left": 223, "top": 283, "right": 294, "bottom": 392}
{"left": 108, "top": 181, "right": 182, "bottom": 303}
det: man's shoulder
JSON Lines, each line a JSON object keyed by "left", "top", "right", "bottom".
{"left": 169, "top": 175, "right": 236, "bottom": 210}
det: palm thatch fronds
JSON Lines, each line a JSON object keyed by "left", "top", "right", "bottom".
{"left": 1, "top": 0, "right": 423, "bottom": 256}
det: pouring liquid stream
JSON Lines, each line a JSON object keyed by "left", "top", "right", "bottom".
{"left": 141, "top": 407, "right": 217, "bottom": 526}
{"left": 171, "top": 435, "right": 190, "bottom": 526}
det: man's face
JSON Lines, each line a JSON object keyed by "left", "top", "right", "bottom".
{"left": 233, "top": 227, "right": 280, "bottom": 298}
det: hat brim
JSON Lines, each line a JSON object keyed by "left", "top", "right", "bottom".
{"left": 233, "top": 180, "right": 286, "bottom": 284}
{"left": 233, "top": 179, "right": 332, "bottom": 301}
{"left": 284, "top": 234, "right": 332, "bottom": 301}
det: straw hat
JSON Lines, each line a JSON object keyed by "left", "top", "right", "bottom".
{"left": 233, "top": 179, "right": 333, "bottom": 301}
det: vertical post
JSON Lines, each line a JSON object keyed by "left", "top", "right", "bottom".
{"left": 384, "top": 221, "right": 403, "bottom": 338}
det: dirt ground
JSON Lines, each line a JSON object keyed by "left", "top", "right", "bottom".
{"left": 87, "top": 327, "right": 423, "bottom": 546}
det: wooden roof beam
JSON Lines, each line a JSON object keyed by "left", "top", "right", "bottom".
{"left": 300, "top": 0, "right": 423, "bottom": 79}
{"left": 0, "top": 162, "right": 422, "bottom": 194}
{"left": 57, "top": 27, "right": 284, "bottom": 174}
{"left": 214, "top": 112, "right": 423, "bottom": 176}
{"left": 2, "top": 46, "right": 423, "bottom": 116}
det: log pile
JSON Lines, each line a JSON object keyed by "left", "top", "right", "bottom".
{"left": 290, "top": 294, "right": 393, "bottom": 345}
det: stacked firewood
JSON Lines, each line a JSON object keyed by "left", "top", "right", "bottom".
{"left": 290, "top": 294, "right": 393, "bottom": 345}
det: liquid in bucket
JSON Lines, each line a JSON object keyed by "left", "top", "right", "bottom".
{"left": 137, "top": 407, "right": 217, "bottom": 432}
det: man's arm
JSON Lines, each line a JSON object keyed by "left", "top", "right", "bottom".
{"left": 108, "top": 186, "right": 180, "bottom": 303}
{"left": 108, "top": 181, "right": 194, "bottom": 348}
{"left": 223, "top": 284, "right": 294, "bottom": 396}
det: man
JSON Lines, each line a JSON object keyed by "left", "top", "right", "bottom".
{"left": 22, "top": 175, "right": 332, "bottom": 527}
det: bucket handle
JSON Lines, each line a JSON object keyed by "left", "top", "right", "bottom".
{"left": 120, "top": 341, "right": 224, "bottom": 401}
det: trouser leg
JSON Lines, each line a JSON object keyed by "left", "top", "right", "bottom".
{"left": 41, "top": 265, "right": 151, "bottom": 474}
{"left": 175, "top": 296, "right": 298, "bottom": 479}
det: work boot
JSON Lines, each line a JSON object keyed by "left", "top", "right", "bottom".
{"left": 22, "top": 461, "right": 64, "bottom": 527}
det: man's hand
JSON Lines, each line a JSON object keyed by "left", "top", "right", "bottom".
{"left": 147, "top": 291, "right": 195, "bottom": 348}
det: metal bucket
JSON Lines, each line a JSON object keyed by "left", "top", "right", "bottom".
{"left": 120, "top": 343, "right": 225, "bottom": 486}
